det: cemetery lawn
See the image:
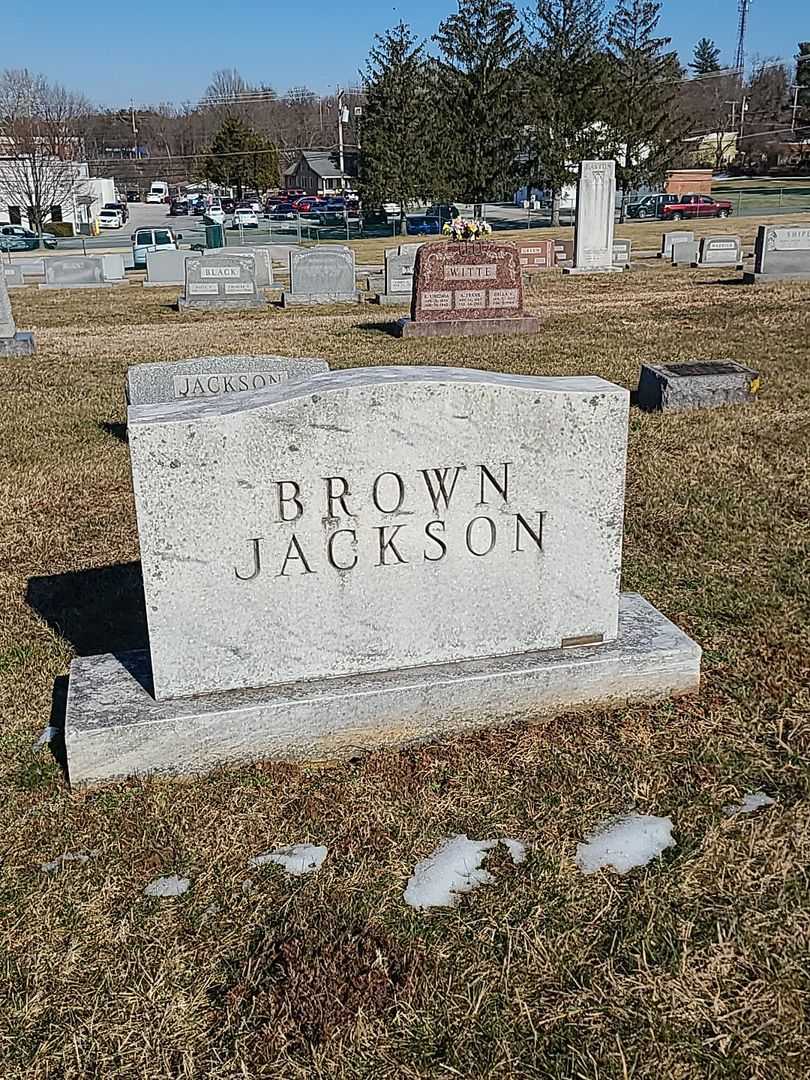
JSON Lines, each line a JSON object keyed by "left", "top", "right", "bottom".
{"left": 1, "top": 261, "right": 808, "bottom": 1079}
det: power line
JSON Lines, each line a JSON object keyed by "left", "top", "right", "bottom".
{"left": 83, "top": 144, "right": 358, "bottom": 167}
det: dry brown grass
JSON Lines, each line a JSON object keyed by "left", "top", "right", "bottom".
{"left": 0, "top": 256, "right": 808, "bottom": 1079}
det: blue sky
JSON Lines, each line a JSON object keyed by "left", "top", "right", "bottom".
{"left": 4, "top": 0, "right": 806, "bottom": 106}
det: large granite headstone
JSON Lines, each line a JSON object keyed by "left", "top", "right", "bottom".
{"left": 283, "top": 246, "right": 357, "bottom": 305}
{"left": 376, "top": 245, "right": 421, "bottom": 304}
{"left": 659, "top": 231, "right": 694, "bottom": 259}
{"left": 564, "top": 160, "right": 622, "bottom": 274}
{"left": 179, "top": 253, "right": 266, "bottom": 311}
{"left": 637, "top": 360, "right": 760, "bottom": 412}
{"left": 395, "top": 241, "right": 540, "bottom": 338}
{"left": 744, "top": 224, "right": 810, "bottom": 284}
{"left": 40, "top": 256, "right": 118, "bottom": 290}
{"left": 695, "top": 235, "right": 743, "bottom": 269}
{"left": 0, "top": 268, "right": 35, "bottom": 356}
{"left": 209, "top": 247, "right": 273, "bottom": 287}
{"left": 145, "top": 250, "right": 191, "bottom": 286}
{"left": 126, "top": 355, "right": 330, "bottom": 405}
{"left": 64, "top": 366, "right": 700, "bottom": 784}
{"left": 518, "top": 240, "right": 556, "bottom": 271}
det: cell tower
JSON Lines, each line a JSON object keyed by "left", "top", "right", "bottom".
{"left": 734, "top": 0, "right": 752, "bottom": 74}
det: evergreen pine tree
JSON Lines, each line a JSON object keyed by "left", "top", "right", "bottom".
{"left": 432, "top": 0, "right": 526, "bottom": 217}
{"left": 606, "top": 0, "right": 684, "bottom": 218}
{"left": 691, "top": 38, "right": 722, "bottom": 75}
{"left": 796, "top": 43, "right": 810, "bottom": 136}
{"left": 527, "top": 0, "right": 609, "bottom": 226}
{"left": 204, "top": 116, "right": 278, "bottom": 198}
{"left": 359, "top": 23, "right": 429, "bottom": 235}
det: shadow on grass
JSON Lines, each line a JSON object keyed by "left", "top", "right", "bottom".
{"left": 26, "top": 561, "right": 148, "bottom": 656}
{"left": 356, "top": 321, "right": 402, "bottom": 337}
{"left": 99, "top": 420, "right": 128, "bottom": 443}
{"left": 48, "top": 675, "right": 68, "bottom": 778}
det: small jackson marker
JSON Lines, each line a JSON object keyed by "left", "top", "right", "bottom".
{"left": 126, "top": 355, "right": 330, "bottom": 406}
{"left": 63, "top": 366, "right": 700, "bottom": 784}
{"left": 0, "top": 265, "right": 35, "bottom": 356}
{"left": 395, "top": 241, "right": 540, "bottom": 338}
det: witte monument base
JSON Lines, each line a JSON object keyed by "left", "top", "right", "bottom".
{"left": 64, "top": 593, "right": 701, "bottom": 786}
{"left": 0, "top": 331, "right": 35, "bottom": 357}
{"left": 395, "top": 316, "right": 541, "bottom": 338}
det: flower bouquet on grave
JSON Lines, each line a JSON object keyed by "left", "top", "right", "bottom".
{"left": 442, "top": 218, "right": 493, "bottom": 242}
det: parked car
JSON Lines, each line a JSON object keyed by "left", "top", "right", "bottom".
{"left": 660, "top": 194, "right": 733, "bottom": 220}
{"left": 292, "top": 196, "right": 326, "bottom": 212}
{"left": 406, "top": 215, "right": 443, "bottom": 236}
{"left": 624, "top": 193, "right": 679, "bottom": 219}
{"left": 0, "top": 224, "right": 58, "bottom": 251}
{"left": 221, "top": 198, "right": 236, "bottom": 214}
{"left": 126, "top": 190, "right": 141, "bottom": 202}
{"left": 131, "top": 226, "right": 181, "bottom": 269}
{"left": 204, "top": 206, "right": 226, "bottom": 226}
{"left": 104, "top": 201, "right": 129, "bottom": 224}
{"left": 425, "top": 203, "right": 460, "bottom": 222}
{"left": 99, "top": 208, "right": 124, "bottom": 229}
{"left": 169, "top": 199, "right": 189, "bottom": 216}
{"left": 269, "top": 202, "right": 296, "bottom": 220}
{"left": 229, "top": 208, "right": 259, "bottom": 229}
{"left": 191, "top": 199, "right": 207, "bottom": 215}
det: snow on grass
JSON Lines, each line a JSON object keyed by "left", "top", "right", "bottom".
{"left": 724, "top": 791, "right": 776, "bottom": 817}
{"left": 248, "top": 844, "right": 327, "bottom": 877}
{"left": 35, "top": 726, "right": 58, "bottom": 749}
{"left": 144, "top": 875, "right": 190, "bottom": 898}
{"left": 40, "top": 851, "right": 95, "bottom": 874}
{"left": 575, "top": 815, "right": 675, "bottom": 875}
{"left": 404, "top": 835, "right": 527, "bottom": 909}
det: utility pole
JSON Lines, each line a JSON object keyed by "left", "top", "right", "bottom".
{"left": 790, "top": 85, "right": 800, "bottom": 131}
{"left": 130, "top": 99, "right": 138, "bottom": 157}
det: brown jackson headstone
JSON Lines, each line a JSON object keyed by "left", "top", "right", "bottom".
{"left": 395, "top": 240, "right": 540, "bottom": 338}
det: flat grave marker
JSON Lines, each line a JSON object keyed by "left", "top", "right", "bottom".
{"left": 637, "top": 360, "right": 760, "bottom": 412}
{"left": 395, "top": 241, "right": 540, "bottom": 338}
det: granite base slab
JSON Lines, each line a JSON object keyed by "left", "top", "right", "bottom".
{"left": 743, "top": 271, "right": 810, "bottom": 284}
{"left": 177, "top": 297, "right": 267, "bottom": 312}
{"left": 0, "top": 332, "right": 35, "bottom": 356}
{"left": 374, "top": 293, "right": 411, "bottom": 305}
{"left": 64, "top": 593, "right": 700, "bottom": 786}
{"left": 281, "top": 292, "right": 359, "bottom": 306}
{"left": 395, "top": 316, "right": 541, "bottom": 338}
{"left": 38, "top": 281, "right": 127, "bottom": 290}
{"left": 563, "top": 266, "right": 624, "bottom": 275}
{"left": 693, "top": 262, "right": 743, "bottom": 270}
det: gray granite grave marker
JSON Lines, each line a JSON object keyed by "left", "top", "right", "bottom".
{"left": 64, "top": 366, "right": 701, "bottom": 784}
{"left": 377, "top": 245, "right": 421, "bottom": 304}
{"left": 212, "top": 247, "right": 273, "bottom": 287}
{"left": 670, "top": 239, "right": 700, "bottom": 266}
{"left": 3, "top": 264, "right": 24, "bottom": 288}
{"left": 612, "top": 238, "right": 632, "bottom": 269}
{"left": 564, "top": 160, "right": 622, "bottom": 274}
{"left": 283, "top": 246, "right": 357, "bottom": 305}
{"left": 145, "top": 249, "right": 191, "bottom": 286}
{"left": 179, "top": 253, "right": 266, "bottom": 311}
{"left": 39, "top": 255, "right": 125, "bottom": 290}
{"left": 696, "top": 235, "right": 743, "bottom": 268}
{"left": 660, "top": 231, "right": 694, "bottom": 259}
{"left": 637, "top": 360, "right": 760, "bottom": 412}
{"left": 126, "top": 355, "right": 330, "bottom": 405}
{"left": 0, "top": 267, "right": 35, "bottom": 356}
{"left": 744, "top": 224, "right": 810, "bottom": 284}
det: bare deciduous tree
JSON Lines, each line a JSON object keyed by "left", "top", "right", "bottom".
{"left": 0, "top": 68, "right": 90, "bottom": 231}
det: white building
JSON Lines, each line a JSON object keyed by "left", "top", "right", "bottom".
{"left": 0, "top": 157, "right": 116, "bottom": 233}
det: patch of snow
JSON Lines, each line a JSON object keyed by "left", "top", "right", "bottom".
{"left": 248, "top": 844, "right": 328, "bottom": 877}
{"left": 575, "top": 815, "right": 675, "bottom": 875}
{"left": 241, "top": 878, "right": 255, "bottom": 893}
{"left": 502, "top": 838, "right": 527, "bottom": 865}
{"left": 404, "top": 835, "right": 498, "bottom": 909}
{"left": 724, "top": 791, "right": 776, "bottom": 817}
{"left": 35, "top": 726, "right": 58, "bottom": 748}
{"left": 144, "top": 874, "right": 190, "bottom": 898}
{"left": 40, "top": 851, "right": 94, "bottom": 874}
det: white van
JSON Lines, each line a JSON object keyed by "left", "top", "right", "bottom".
{"left": 131, "top": 226, "right": 181, "bottom": 268}
{"left": 146, "top": 181, "right": 170, "bottom": 204}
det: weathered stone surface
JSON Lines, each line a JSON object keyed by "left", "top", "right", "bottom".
{"left": 2, "top": 265, "right": 25, "bottom": 288}
{"left": 178, "top": 253, "right": 266, "bottom": 311}
{"left": 145, "top": 249, "right": 190, "bottom": 285}
{"left": 40, "top": 256, "right": 116, "bottom": 289}
{"left": 210, "top": 247, "right": 273, "bottom": 287}
{"left": 565, "top": 160, "right": 622, "bottom": 274}
{"left": 100, "top": 253, "right": 126, "bottom": 281}
{"left": 637, "top": 360, "right": 760, "bottom": 412}
{"left": 397, "top": 241, "right": 540, "bottom": 335}
{"left": 127, "top": 367, "right": 628, "bottom": 701}
{"left": 0, "top": 266, "right": 35, "bottom": 354}
{"left": 126, "top": 355, "right": 330, "bottom": 405}
{"left": 671, "top": 239, "right": 700, "bottom": 266}
{"left": 696, "top": 235, "right": 743, "bottom": 268}
{"left": 383, "top": 245, "right": 420, "bottom": 295}
{"left": 283, "top": 246, "right": 357, "bottom": 305}
{"left": 553, "top": 239, "right": 574, "bottom": 268}
{"left": 612, "top": 238, "right": 632, "bottom": 269}
{"left": 518, "top": 240, "right": 556, "bottom": 270}
{"left": 16, "top": 257, "right": 45, "bottom": 277}
{"left": 660, "top": 231, "right": 694, "bottom": 259}
{"left": 65, "top": 593, "right": 701, "bottom": 786}
{"left": 744, "top": 223, "right": 810, "bottom": 283}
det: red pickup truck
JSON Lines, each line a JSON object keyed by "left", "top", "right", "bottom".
{"left": 660, "top": 193, "right": 733, "bottom": 221}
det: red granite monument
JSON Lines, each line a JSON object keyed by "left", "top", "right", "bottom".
{"left": 518, "top": 239, "right": 557, "bottom": 271}
{"left": 395, "top": 240, "right": 540, "bottom": 338}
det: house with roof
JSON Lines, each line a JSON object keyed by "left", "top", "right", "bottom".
{"left": 283, "top": 150, "right": 358, "bottom": 195}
